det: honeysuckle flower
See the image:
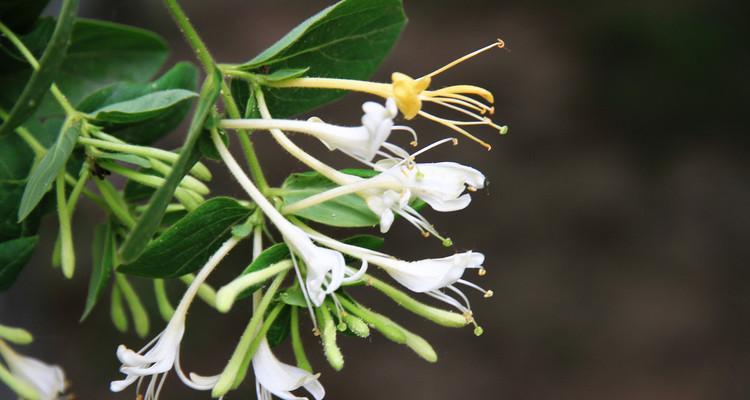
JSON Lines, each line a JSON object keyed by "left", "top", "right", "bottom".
{"left": 262, "top": 40, "right": 508, "bottom": 149}
{"left": 283, "top": 141, "right": 486, "bottom": 239}
{"left": 210, "top": 128, "right": 364, "bottom": 310}
{"left": 252, "top": 338, "right": 325, "bottom": 400}
{"left": 220, "top": 98, "right": 415, "bottom": 165}
{"left": 306, "top": 231, "right": 492, "bottom": 317}
{"left": 0, "top": 340, "right": 67, "bottom": 400}
{"left": 110, "top": 237, "right": 239, "bottom": 399}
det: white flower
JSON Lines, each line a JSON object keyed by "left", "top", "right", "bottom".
{"left": 110, "top": 315, "right": 185, "bottom": 399}
{"left": 359, "top": 157, "right": 486, "bottom": 237}
{"left": 284, "top": 224, "right": 365, "bottom": 307}
{"left": 306, "top": 231, "right": 491, "bottom": 315}
{"left": 0, "top": 341, "right": 67, "bottom": 400}
{"left": 219, "top": 98, "right": 415, "bottom": 164}
{"left": 364, "top": 251, "right": 490, "bottom": 315}
{"left": 252, "top": 338, "right": 325, "bottom": 400}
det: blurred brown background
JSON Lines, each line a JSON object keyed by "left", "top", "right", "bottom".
{"left": 2, "top": 0, "right": 749, "bottom": 399}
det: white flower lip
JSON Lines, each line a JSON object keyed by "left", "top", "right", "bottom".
{"left": 373, "top": 251, "right": 485, "bottom": 293}
{"left": 0, "top": 341, "right": 67, "bottom": 400}
{"left": 252, "top": 338, "right": 325, "bottom": 400}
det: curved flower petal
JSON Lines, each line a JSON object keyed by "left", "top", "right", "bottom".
{"left": 253, "top": 339, "right": 325, "bottom": 400}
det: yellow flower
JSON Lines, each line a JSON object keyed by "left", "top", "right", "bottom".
{"left": 262, "top": 39, "right": 508, "bottom": 149}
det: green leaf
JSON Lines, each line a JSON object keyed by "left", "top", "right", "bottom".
{"left": 119, "top": 68, "right": 222, "bottom": 263}
{"left": 236, "top": 242, "right": 291, "bottom": 300}
{"left": 119, "top": 197, "right": 252, "bottom": 278}
{"left": 0, "top": 235, "right": 37, "bottom": 291}
{"left": 0, "top": 0, "right": 78, "bottom": 137}
{"left": 17, "top": 116, "right": 83, "bottom": 221}
{"left": 238, "top": 0, "right": 406, "bottom": 117}
{"left": 281, "top": 169, "right": 379, "bottom": 227}
{"left": 0, "top": 0, "right": 50, "bottom": 33}
{"left": 257, "top": 68, "right": 309, "bottom": 83}
{"left": 342, "top": 234, "right": 385, "bottom": 251}
{"left": 279, "top": 286, "right": 308, "bottom": 307}
{"left": 86, "top": 89, "right": 196, "bottom": 123}
{"left": 267, "top": 305, "right": 291, "bottom": 347}
{"left": 76, "top": 62, "right": 198, "bottom": 145}
{"left": 81, "top": 221, "right": 115, "bottom": 320}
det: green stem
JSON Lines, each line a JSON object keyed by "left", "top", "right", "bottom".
{"left": 218, "top": 86, "right": 270, "bottom": 192}
{"left": 0, "top": 22, "right": 77, "bottom": 116}
{"left": 212, "top": 270, "right": 288, "bottom": 397}
{"left": 233, "top": 302, "right": 285, "bottom": 388}
{"left": 290, "top": 306, "right": 312, "bottom": 372}
{"left": 163, "top": 0, "right": 215, "bottom": 73}
{"left": 154, "top": 279, "right": 175, "bottom": 321}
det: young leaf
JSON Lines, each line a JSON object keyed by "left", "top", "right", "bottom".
{"left": 86, "top": 89, "right": 197, "bottom": 123}
{"left": 81, "top": 221, "right": 115, "bottom": 321}
{"left": 17, "top": 116, "right": 83, "bottom": 222}
{"left": 119, "top": 68, "right": 221, "bottom": 263}
{"left": 0, "top": 235, "right": 38, "bottom": 291}
{"left": 76, "top": 62, "right": 199, "bottom": 144}
{"left": 0, "top": 0, "right": 78, "bottom": 137}
{"left": 119, "top": 197, "right": 252, "bottom": 278}
{"left": 238, "top": 0, "right": 406, "bottom": 117}
{"left": 281, "top": 169, "right": 379, "bottom": 227}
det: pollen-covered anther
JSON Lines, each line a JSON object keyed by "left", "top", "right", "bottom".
{"left": 466, "top": 185, "right": 477, "bottom": 192}
{"left": 421, "top": 231, "right": 431, "bottom": 238}
{"left": 451, "top": 138, "right": 459, "bottom": 145}
{"left": 478, "top": 267, "right": 487, "bottom": 276}
{"left": 312, "top": 328, "right": 321, "bottom": 337}
{"left": 483, "top": 290, "right": 494, "bottom": 298}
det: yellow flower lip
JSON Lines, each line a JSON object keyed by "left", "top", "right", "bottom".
{"left": 391, "top": 72, "right": 431, "bottom": 120}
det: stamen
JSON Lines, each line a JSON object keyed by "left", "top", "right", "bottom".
{"left": 447, "top": 285, "right": 472, "bottom": 311}
{"left": 456, "top": 278, "right": 490, "bottom": 296}
{"left": 467, "top": 186, "right": 477, "bottom": 192}
{"left": 418, "top": 111, "right": 492, "bottom": 150}
{"left": 420, "top": 40, "right": 505, "bottom": 80}
{"left": 478, "top": 267, "right": 487, "bottom": 276}
{"left": 484, "top": 290, "right": 494, "bottom": 298}
{"left": 431, "top": 85, "right": 494, "bottom": 103}
{"left": 433, "top": 96, "right": 493, "bottom": 115}
{"left": 289, "top": 251, "right": 318, "bottom": 331}
{"left": 391, "top": 125, "right": 419, "bottom": 146}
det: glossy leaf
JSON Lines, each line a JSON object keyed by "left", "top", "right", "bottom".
{"left": 86, "top": 89, "right": 196, "bottom": 123}
{"left": 119, "top": 197, "right": 252, "bottom": 278}
{"left": 119, "top": 68, "right": 221, "bottom": 263}
{"left": 81, "top": 221, "right": 115, "bottom": 320}
{"left": 238, "top": 0, "right": 406, "bottom": 117}
{"left": 0, "top": 0, "right": 78, "bottom": 137}
{"left": 17, "top": 116, "right": 83, "bottom": 222}
{"left": 279, "top": 286, "right": 307, "bottom": 307}
{"left": 0, "top": 235, "right": 37, "bottom": 291}
{"left": 281, "top": 169, "right": 379, "bottom": 227}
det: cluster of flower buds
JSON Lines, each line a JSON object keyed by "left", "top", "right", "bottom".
{"left": 108, "top": 40, "right": 505, "bottom": 400}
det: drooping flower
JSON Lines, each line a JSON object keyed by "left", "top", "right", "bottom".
{"left": 0, "top": 340, "right": 67, "bottom": 400}
{"left": 252, "top": 338, "right": 325, "bottom": 400}
{"left": 220, "top": 98, "right": 415, "bottom": 165}
{"left": 306, "top": 231, "right": 492, "bottom": 316}
{"left": 261, "top": 40, "right": 508, "bottom": 149}
{"left": 110, "top": 314, "right": 185, "bottom": 399}
{"left": 284, "top": 224, "right": 365, "bottom": 307}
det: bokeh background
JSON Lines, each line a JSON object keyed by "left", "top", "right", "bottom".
{"left": 2, "top": 0, "right": 749, "bottom": 399}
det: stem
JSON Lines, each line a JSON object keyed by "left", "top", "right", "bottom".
{"left": 266, "top": 76, "right": 392, "bottom": 98}
{"left": 212, "top": 270, "right": 288, "bottom": 397}
{"left": 221, "top": 81, "right": 270, "bottom": 191}
{"left": 163, "top": 0, "right": 214, "bottom": 74}
{"left": 215, "top": 260, "right": 293, "bottom": 312}
{"left": 233, "top": 301, "right": 285, "bottom": 388}
{"left": 282, "top": 176, "right": 396, "bottom": 215}
{"left": 55, "top": 173, "right": 75, "bottom": 278}
{"left": 254, "top": 88, "right": 347, "bottom": 183}
{"left": 179, "top": 274, "right": 218, "bottom": 309}
{"left": 290, "top": 306, "right": 312, "bottom": 372}
{"left": 0, "top": 22, "right": 77, "bottom": 116}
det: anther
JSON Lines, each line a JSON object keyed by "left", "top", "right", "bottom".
{"left": 451, "top": 138, "right": 459, "bottom": 145}
{"left": 483, "top": 290, "right": 494, "bottom": 298}
{"left": 478, "top": 267, "right": 487, "bottom": 276}
{"left": 312, "top": 328, "right": 321, "bottom": 337}
{"left": 466, "top": 186, "right": 477, "bottom": 192}
{"left": 496, "top": 38, "right": 505, "bottom": 49}
{"left": 421, "top": 231, "right": 431, "bottom": 238}
{"left": 410, "top": 140, "right": 418, "bottom": 147}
